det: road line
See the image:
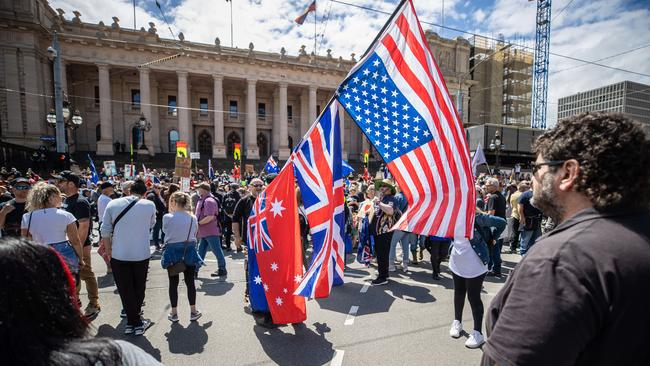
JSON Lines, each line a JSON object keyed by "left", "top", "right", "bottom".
{"left": 344, "top": 306, "right": 359, "bottom": 325}
{"left": 345, "top": 272, "right": 368, "bottom": 278}
{"left": 360, "top": 283, "right": 370, "bottom": 293}
{"left": 401, "top": 279, "right": 442, "bottom": 288}
{"left": 330, "top": 349, "right": 345, "bottom": 366}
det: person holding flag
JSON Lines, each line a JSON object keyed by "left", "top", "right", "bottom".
{"left": 264, "top": 156, "right": 279, "bottom": 174}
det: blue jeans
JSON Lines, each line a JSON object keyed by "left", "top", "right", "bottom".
{"left": 488, "top": 238, "right": 503, "bottom": 274}
{"left": 198, "top": 235, "right": 226, "bottom": 271}
{"left": 389, "top": 230, "right": 416, "bottom": 264}
{"left": 519, "top": 228, "right": 542, "bottom": 256}
{"left": 152, "top": 218, "right": 164, "bottom": 247}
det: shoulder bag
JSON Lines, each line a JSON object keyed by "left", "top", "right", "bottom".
{"left": 167, "top": 216, "right": 194, "bottom": 277}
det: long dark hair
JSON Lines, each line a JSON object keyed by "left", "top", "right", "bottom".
{"left": 0, "top": 238, "right": 122, "bottom": 365}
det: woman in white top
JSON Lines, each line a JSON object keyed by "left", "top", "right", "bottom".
{"left": 448, "top": 208, "right": 506, "bottom": 349}
{"left": 160, "top": 191, "right": 202, "bottom": 323}
{"left": 20, "top": 182, "right": 84, "bottom": 277}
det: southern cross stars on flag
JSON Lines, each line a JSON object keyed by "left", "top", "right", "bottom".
{"left": 248, "top": 191, "right": 286, "bottom": 253}
{"left": 264, "top": 155, "right": 279, "bottom": 174}
{"left": 336, "top": 0, "right": 475, "bottom": 239}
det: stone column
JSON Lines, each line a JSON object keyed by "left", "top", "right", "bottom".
{"left": 308, "top": 85, "right": 317, "bottom": 126}
{"left": 300, "top": 89, "right": 309, "bottom": 136}
{"left": 4, "top": 49, "right": 22, "bottom": 136}
{"left": 96, "top": 63, "right": 114, "bottom": 155}
{"left": 245, "top": 78, "right": 259, "bottom": 160}
{"left": 272, "top": 90, "right": 280, "bottom": 155}
{"left": 278, "top": 82, "right": 291, "bottom": 159}
{"left": 337, "top": 101, "right": 348, "bottom": 160}
{"left": 150, "top": 78, "right": 161, "bottom": 153}
{"left": 177, "top": 71, "right": 190, "bottom": 148}
{"left": 139, "top": 67, "right": 154, "bottom": 155}
{"left": 212, "top": 75, "right": 226, "bottom": 158}
{"left": 22, "top": 50, "right": 45, "bottom": 138}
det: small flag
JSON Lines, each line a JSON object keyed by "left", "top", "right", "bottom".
{"left": 208, "top": 159, "right": 215, "bottom": 180}
{"left": 142, "top": 163, "right": 148, "bottom": 177}
{"left": 471, "top": 143, "right": 487, "bottom": 176}
{"left": 87, "top": 154, "right": 99, "bottom": 184}
{"left": 342, "top": 160, "right": 354, "bottom": 177}
{"left": 295, "top": 0, "right": 316, "bottom": 25}
{"left": 234, "top": 143, "right": 241, "bottom": 161}
{"left": 264, "top": 155, "right": 279, "bottom": 174}
{"left": 176, "top": 141, "right": 188, "bottom": 158}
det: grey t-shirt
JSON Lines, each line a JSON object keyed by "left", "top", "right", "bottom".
{"left": 482, "top": 208, "right": 650, "bottom": 366}
{"left": 115, "top": 340, "right": 163, "bottom": 365}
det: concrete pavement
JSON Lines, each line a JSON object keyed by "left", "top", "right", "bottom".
{"left": 82, "top": 246, "right": 520, "bottom": 365}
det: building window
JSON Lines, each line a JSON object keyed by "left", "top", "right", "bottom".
{"left": 131, "top": 89, "right": 141, "bottom": 110}
{"left": 168, "top": 96, "right": 177, "bottom": 116}
{"left": 287, "top": 105, "right": 293, "bottom": 121}
{"left": 198, "top": 129, "right": 212, "bottom": 155}
{"left": 257, "top": 133, "right": 268, "bottom": 157}
{"left": 95, "top": 124, "right": 101, "bottom": 141}
{"left": 258, "top": 103, "right": 266, "bottom": 119}
{"left": 94, "top": 86, "right": 100, "bottom": 107}
{"left": 229, "top": 100, "right": 238, "bottom": 119}
{"left": 168, "top": 129, "right": 179, "bottom": 153}
{"left": 317, "top": 105, "right": 321, "bottom": 116}
{"left": 199, "top": 97, "right": 208, "bottom": 116}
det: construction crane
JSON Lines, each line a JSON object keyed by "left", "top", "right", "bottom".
{"left": 531, "top": 0, "right": 552, "bottom": 129}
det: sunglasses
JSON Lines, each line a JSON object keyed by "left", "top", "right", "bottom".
{"left": 251, "top": 184, "right": 264, "bottom": 188}
{"left": 14, "top": 185, "right": 31, "bottom": 191}
{"left": 532, "top": 160, "right": 566, "bottom": 176}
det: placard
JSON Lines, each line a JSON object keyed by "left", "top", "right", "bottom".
{"left": 180, "top": 177, "right": 191, "bottom": 192}
{"left": 174, "top": 156, "right": 192, "bottom": 178}
{"left": 103, "top": 160, "right": 117, "bottom": 176}
{"left": 190, "top": 152, "right": 201, "bottom": 160}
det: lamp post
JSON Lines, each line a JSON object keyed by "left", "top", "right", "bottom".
{"left": 47, "top": 31, "right": 66, "bottom": 154}
{"left": 489, "top": 130, "right": 505, "bottom": 173}
{"left": 136, "top": 114, "right": 151, "bottom": 150}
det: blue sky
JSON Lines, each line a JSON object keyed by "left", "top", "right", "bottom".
{"left": 51, "top": 0, "right": 650, "bottom": 125}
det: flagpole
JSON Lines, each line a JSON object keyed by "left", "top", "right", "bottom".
{"left": 314, "top": 3, "right": 317, "bottom": 55}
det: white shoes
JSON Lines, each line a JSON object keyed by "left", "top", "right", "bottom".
{"left": 465, "top": 330, "right": 485, "bottom": 349}
{"left": 401, "top": 261, "right": 408, "bottom": 272}
{"left": 449, "top": 320, "right": 462, "bottom": 338}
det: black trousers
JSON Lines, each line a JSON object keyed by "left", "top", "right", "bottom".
{"left": 425, "top": 239, "right": 450, "bottom": 274}
{"left": 508, "top": 217, "right": 520, "bottom": 251}
{"left": 375, "top": 232, "right": 394, "bottom": 280}
{"left": 452, "top": 272, "right": 486, "bottom": 332}
{"left": 169, "top": 266, "right": 196, "bottom": 308}
{"left": 111, "top": 258, "right": 149, "bottom": 326}
{"left": 222, "top": 217, "right": 233, "bottom": 249}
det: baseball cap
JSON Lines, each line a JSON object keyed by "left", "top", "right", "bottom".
{"left": 197, "top": 182, "right": 211, "bottom": 191}
{"left": 99, "top": 181, "right": 114, "bottom": 190}
{"left": 10, "top": 178, "right": 31, "bottom": 187}
{"left": 51, "top": 170, "right": 81, "bottom": 187}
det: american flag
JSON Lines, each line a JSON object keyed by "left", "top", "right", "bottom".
{"left": 292, "top": 103, "right": 346, "bottom": 298}
{"left": 247, "top": 191, "right": 274, "bottom": 253}
{"left": 336, "top": 0, "right": 475, "bottom": 239}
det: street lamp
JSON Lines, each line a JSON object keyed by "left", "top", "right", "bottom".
{"left": 136, "top": 114, "right": 151, "bottom": 150}
{"left": 47, "top": 31, "right": 66, "bottom": 154}
{"left": 489, "top": 130, "right": 505, "bottom": 173}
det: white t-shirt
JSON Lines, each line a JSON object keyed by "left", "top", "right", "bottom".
{"left": 21, "top": 208, "right": 76, "bottom": 245}
{"left": 97, "top": 194, "right": 112, "bottom": 222}
{"left": 449, "top": 237, "right": 488, "bottom": 279}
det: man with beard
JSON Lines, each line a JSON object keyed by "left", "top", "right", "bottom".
{"left": 481, "top": 112, "right": 650, "bottom": 366}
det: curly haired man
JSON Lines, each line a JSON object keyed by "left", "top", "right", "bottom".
{"left": 481, "top": 112, "right": 650, "bottom": 366}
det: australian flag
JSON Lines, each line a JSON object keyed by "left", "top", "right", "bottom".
{"left": 87, "top": 154, "right": 99, "bottom": 184}
{"left": 292, "top": 103, "right": 346, "bottom": 299}
{"left": 264, "top": 155, "right": 279, "bottom": 174}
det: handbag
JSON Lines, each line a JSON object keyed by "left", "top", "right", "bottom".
{"left": 167, "top": 217, "right": 194, "bottom": 277}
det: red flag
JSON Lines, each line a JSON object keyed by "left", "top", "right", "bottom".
{"left": 295, "top": 1, "right": 316, "bottom": 25}
{"left": 253, "top": 165, "right": 306, "bottom": 324}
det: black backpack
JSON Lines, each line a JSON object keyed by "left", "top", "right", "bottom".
{"left": 222, "top": 191, "right": 239, "bottom": 216}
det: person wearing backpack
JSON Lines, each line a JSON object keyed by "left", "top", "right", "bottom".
{"left": 100, "top": 179, "right": 156, "bottom": 336}
{"left": 448, "top": 208, "right": 506, "bottom": 349}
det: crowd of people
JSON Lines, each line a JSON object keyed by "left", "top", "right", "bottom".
{"left": 0, "top": 112, "right": 648, "bottom": 365}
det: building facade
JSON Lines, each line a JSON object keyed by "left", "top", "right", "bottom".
{"left": 467, "top": 36, "right": 533, "bottom": 127}
{"left": 557, "top": 81, "right": 650, "bottom": 133}
{"left": 1, "top": 0, "right": 475, "bottom": 165}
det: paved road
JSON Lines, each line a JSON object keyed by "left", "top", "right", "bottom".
{"left": 82, "top": 245, "right": 520, "bottom": 366}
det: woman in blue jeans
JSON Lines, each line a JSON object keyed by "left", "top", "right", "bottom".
{"left": 161, "top": 191, "right": 203, "bottom": 322}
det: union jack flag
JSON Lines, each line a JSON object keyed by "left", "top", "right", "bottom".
{"left": 292, "top": 103, "right": 346, "bottom": 299}
{"left": 247, "top": 191, "right": 274, "bottom": 253}
{"left": 336, "top": 0, "right": 475, "bottom": 239}
{"left": 264, "top": 155, "right": 279, "bottom": 174}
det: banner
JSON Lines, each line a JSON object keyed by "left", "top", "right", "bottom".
{"left": 124, "top": 164, "right": 132, "bottom": 179}
{"left": 175, "top": 156, "right": 192, "bottom": 178}
{"left": 103, "top": 160, "right": 117, "bottom": 176}
{"left": 176, "top": 141, "right": 188, "bottom": 158}
{"left": 180, "top": 177, "right": 191, "bottom": 192}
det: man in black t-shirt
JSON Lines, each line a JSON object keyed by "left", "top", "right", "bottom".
{"left": 0, "top": 178, "right": 31, "bottom": 237}
{"left": 54, "top": 171, "right": 100, "bottom": 319}
{"left": 482, "top": 113, "right": 650, "bottom": 366}
{"left": 232, "top": 179, "right": 263, "bottom": 251}
{"left": 485, "top": 178, "right": 507, "bottom": 277}
{"left": 221, "top": 183, "right": 241, "bottom": 251}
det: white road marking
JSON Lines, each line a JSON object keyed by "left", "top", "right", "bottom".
{"left": 400, "top": 279, "right": 442, "bottom": 288}
{"left": 344, "top": 305, "right": 359, "bottom": 325}
{"left": 344, "top": 272, "right": 367, "bottom": 278}
{"left": 360, "top": 283, "right": 370, "bottom": 293}
{"left": 330, "top": 349, "right": 345, "bottom": 366}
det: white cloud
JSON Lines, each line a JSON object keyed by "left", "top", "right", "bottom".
{"left": 473, "top": 9, "right": 486, "bottom": 23}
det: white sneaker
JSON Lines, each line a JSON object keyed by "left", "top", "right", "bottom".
{"left": 465, "top": 330, "right": 485, "bottom": 349}
{"left": 401, "top": 261, "right": 408, "bottom": 272}
{"left": 449, "top": 320, "right": 462, "bottom": 338}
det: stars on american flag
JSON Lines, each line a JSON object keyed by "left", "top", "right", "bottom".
{"left": 337, "top": 54, "right": 433, "bottom": 162}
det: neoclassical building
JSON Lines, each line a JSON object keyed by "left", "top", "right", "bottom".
{"left": 0, "top": 0, "right": 473, "bottom": 163}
